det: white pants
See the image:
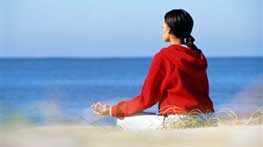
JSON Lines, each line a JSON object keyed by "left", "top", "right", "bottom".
{"left": 116, "top": 112, "right": 216, "bottom": 130}
{"left": 116, "top": 112, "right": 165, "bottom": 130}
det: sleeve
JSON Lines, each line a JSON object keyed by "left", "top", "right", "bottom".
{"left": 110, "top": 52, "right": 166, "bottom": 118}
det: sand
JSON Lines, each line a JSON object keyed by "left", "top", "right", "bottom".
{"left": 0, "top": 125, "right": 262, "bottom": 147}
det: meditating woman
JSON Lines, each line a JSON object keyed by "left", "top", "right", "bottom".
{"left": 91, "top": 9, "right": 215, "bottom": 129}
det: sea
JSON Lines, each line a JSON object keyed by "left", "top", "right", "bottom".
{"left": 0, "top": 57, "right": 262, "bottom": 126}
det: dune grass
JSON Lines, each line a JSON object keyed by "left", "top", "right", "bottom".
{"left": 160, "top": 107, "right": 263, "bottom": 130}
{"left": 1, "top": 107, "right": 262, "bottom": 130}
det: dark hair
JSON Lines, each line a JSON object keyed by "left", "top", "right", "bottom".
{"left": 164, "top": 9, "right": 199, "bottom": 51}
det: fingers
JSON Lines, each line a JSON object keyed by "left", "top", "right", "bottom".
{"left": 91, "top": 102, "right": 101, "bottom": 108}
{"left": 91, "top": 102, "right": 107, "bottom": 109}
{"left": 91, "top": 102, "right": 101, "bottom": 112}
{"left": 91, "top": 102, "right": 109, "bottom": 115}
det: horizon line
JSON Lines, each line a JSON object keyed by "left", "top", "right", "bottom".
{"left": 0, "top": 55, "right": 262, "bottom": 59}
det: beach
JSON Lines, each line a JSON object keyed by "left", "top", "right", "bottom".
{"left": 1, "top": 124, "right": 262, "bottom": 147}
{"left": 1, "top": 0, "right": 262, "bottom": 146}
{"left": 1, "top": 58, "right": 262, "bottom": 147}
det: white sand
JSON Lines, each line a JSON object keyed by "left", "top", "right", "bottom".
{"left": 1, "top": 125, "right": 262, "bottom": 147}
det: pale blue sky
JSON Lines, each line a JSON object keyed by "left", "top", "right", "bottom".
{"left": 0, "top": 0, "right": 262, "bottom": 57}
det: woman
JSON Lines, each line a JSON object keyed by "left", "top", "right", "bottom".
{"left": 91, "top": 9, "right": 214, "bottom": 129}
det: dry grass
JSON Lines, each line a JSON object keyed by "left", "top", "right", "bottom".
{"left": 0, "top": 108, "right": 262, "bottom": 147}
{"left": 1, "top": 107, "right": 262, "bottom": 130}
{"left": 160, "top": 107, "right": 263, "bottom": 129}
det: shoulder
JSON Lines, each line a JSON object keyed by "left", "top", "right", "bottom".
{"left": 149, "top": 47, "right": 171, "bottom": 70}
{"left": 153, "top": 47, "right": 169, "bottom": 59}
{"left": 151, "top": 46, "right": 176, "bottom": 67}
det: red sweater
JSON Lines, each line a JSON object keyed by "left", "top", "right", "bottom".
{"left": 110, "top": 44, "right": 214, "bottom": 118}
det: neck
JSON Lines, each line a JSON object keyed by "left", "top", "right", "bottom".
{"left": 169, "top": 36, "right": 183, "bottom": 45}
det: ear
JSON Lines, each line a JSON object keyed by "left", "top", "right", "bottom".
{"left": 167, "top": 26, "right": 172, "bottom": 34}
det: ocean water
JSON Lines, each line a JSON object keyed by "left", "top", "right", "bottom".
{"left": 0, "top": 57, "right": 262, "bottom": 126}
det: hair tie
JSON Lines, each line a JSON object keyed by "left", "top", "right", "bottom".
{"left": 186, "top": 35, "right": 195, "bottom": 43}
{"left": 184, "top": 35, "right": 200, "bottom": 51}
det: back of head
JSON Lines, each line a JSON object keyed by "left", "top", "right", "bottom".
{"left": 164, "top": 9, "right": 199, "bottom": 51}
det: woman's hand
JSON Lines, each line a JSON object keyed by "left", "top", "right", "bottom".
{"left": 91, "top": 102, "right": 110, "bottom": 115}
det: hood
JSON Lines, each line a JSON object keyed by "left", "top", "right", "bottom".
{"left": 162, "top": 44, "right": 208, "bottom": 74}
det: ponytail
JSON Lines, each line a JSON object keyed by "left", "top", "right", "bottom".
{"left": 184, "top": 35, "right": 199, "bottom": 51}
{"left": 164, "top": 9, "right": 201, "bottom": 52}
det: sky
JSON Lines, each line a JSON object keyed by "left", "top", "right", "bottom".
{"left": 0, "top": 0, "right": 262, "bottom": 57}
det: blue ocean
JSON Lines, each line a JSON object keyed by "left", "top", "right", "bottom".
{"left": 0, "top": 57, "right": 262, "bottom": 126}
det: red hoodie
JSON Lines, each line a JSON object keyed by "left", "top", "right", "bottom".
{"left": 110, "top": 44, "right": 214, "bottom": 118}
